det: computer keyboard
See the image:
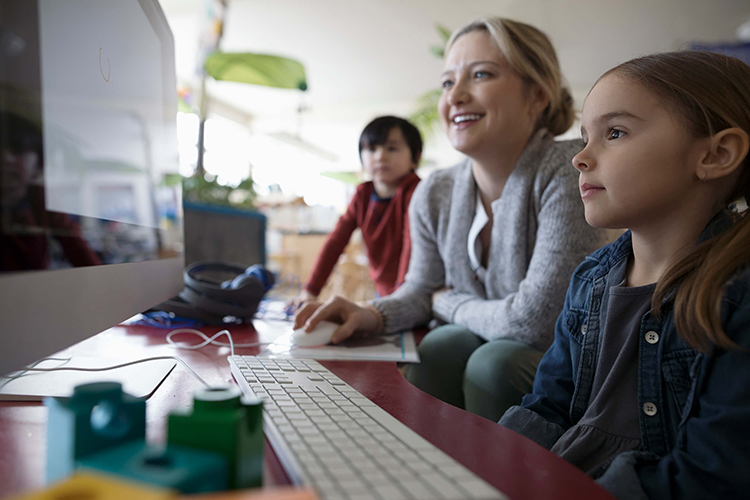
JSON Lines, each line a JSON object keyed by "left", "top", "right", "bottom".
{"left": 229, "top": 355, "right": 508, "bottom": 500}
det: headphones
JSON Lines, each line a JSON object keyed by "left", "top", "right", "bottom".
{"left": 151, "top": 262, "right": 274, "bottom": 324}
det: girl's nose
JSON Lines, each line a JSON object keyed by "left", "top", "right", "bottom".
{"left": 572, "top": 147, "right": 593, "bottom": 172}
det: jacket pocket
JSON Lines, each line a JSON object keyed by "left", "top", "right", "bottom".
{"left": 564, "top": 309, "right": 588, "bottom": 345}
{"left": 662, "top": 349, "right": 699, "bottom": 416}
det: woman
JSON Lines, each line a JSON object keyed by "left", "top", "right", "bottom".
{"left": 295, "top": 17, "right": 608, "bottom": 421}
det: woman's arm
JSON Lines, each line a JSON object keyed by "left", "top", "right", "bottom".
{"left": 394, "top": 181, "right": 419, "bottom": 290}
{"left": 432, "top": 160, "right": 604, "bottom": 350}
{"left": 372, "top": 176, "right": 447, "bottom": 334}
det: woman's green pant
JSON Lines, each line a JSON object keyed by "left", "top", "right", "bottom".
{"left": 404, "top": 324, "right": 545, "bottom": 422}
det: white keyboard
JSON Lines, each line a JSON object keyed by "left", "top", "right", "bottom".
{"left": 229, "top": 355, "right": 507, "bottom": 500}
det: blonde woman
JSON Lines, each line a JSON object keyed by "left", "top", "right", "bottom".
{"left": 295, "top": 17, "right": 608, "bottom": 421}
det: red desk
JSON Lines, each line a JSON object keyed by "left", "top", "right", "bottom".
{"left": 0, "top": 323, "right": 614, "bottom": 500}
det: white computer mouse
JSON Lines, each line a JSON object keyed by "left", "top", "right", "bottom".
{"left": 290, "top": 320, "right": 339, "bottom": 347}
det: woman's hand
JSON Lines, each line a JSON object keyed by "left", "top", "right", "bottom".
{"left": 432, "top": 286, "right": 452, "bottom": 305}
{"left": 293, "top": 295, "right": 382, "bottom": 344}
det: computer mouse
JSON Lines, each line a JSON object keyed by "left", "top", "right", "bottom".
{"left": 290, "top": 320, "right": 339, "bottom": 347}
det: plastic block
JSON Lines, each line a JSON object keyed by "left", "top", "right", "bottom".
{"left": 44, "top": 382, "right": 146, "bottom": 483}
{"left": 79, "top": 440, "right": 229, "bottom": 494}
{"left": 9, "top": 471, "right": 176, "bottom": 500}
{"left": 168, "top": 386, "right": 264, "bottom": 489}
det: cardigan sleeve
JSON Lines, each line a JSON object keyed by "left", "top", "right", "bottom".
{"left": 431, "top": 154, "right": 604, "bottom": 350}
{"left": 304, "top": 188, "right": 361, "bottom": 296}
{"left": 395, "top": 179, "right": 419, "bottom": 290}
{"left": 371, "top": 175, "right": 446, "bottom": 333}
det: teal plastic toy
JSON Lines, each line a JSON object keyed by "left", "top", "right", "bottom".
{"left": 167, "top": 386, "right": 264, "bottom": 489}
{"left": 45, "top": 382, "right": 146, "bottom": 483}
{"left": 78, "top": 441, "right": 228, "bottom": 494}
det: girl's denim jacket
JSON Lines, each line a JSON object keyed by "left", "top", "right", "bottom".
{"left": 500, "top": 212, "right": 750, "bottom": 500}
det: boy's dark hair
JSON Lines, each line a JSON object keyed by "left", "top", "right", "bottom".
{"left": 358, "top": 116, "right": 423, "bottom": 165}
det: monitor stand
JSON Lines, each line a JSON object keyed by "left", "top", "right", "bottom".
{"left": 0, "top": 355, "right": 175, "bottom": 401}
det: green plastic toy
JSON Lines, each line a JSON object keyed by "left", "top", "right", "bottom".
{"left": 167, "top": 386, "right": 264, "bottom": 489}
{"left": 78, "top": 441, "right": 228, "bottom": 494}
{"left": 45, "top": 382, "right": 146, "bottom": 483}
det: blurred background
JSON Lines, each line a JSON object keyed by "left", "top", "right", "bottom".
{"left": 159, "top": 0, "right": 750, "bottom": 301}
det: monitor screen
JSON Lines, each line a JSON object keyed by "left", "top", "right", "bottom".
{"left": 0, "top": 0, "right": 184, "bottom": 376}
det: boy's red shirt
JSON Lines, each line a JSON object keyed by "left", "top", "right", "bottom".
{"left": 304, "top": 171, "right": 420, "bottom": 297}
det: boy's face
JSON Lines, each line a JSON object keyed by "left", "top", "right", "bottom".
{"left": 573, "top": 74, "right": 705, "bottom": 231}
{"left": 360, "top": 127, "right": 416, "bottom": 189}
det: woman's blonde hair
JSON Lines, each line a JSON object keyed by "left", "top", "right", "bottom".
{"left": 446, "top": 17, "right": 575, "bottom": 136}
{"left": 603, "top": 51, "right": 750, "bottom": 353}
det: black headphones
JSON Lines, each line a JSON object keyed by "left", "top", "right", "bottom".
{"left": 151, "top": 262, "right": 274, "bottom": 324}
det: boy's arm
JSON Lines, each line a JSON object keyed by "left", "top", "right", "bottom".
{"left": 499, "top": 275, "right": 578, "bottom": 448}
{"left": 304, "top": 191, "right": 361, "bottom": 296}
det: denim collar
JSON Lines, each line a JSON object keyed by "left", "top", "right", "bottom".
{"left": 590, "top": 209, "right": 735, "bottom": 304}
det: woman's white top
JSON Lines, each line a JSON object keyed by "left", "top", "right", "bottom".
{"left": 467, "top": 193, "right": 489, "bottom": 284}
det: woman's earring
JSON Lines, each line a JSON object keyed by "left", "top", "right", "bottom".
{"left": 701, "top": 171, "right": 707, "bottom": 183}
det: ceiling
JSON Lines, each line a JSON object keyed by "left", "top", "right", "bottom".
{"left": 159, "top": 0, "right": 750, "bottom": 121}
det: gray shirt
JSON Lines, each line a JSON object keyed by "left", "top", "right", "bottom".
{"left": 551, "top": 257, "right": 654, "bottom": 476}
{"left": 372, "top": 129, "right": 610, "bottom": 351}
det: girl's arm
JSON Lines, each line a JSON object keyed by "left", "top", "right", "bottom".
{"left": 598, "top": 279, "right": 750, "bottom": 500}
{"left": 432, "top": 162, "right": 605, "bottom": 351}
{"left": 499, "top": 274, "right": 579, "bottom": 448}
{"left": 304, "top": 191, "right": 361, "bottom": 296}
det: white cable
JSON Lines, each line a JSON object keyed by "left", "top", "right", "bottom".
{"left": 18, "top": 356, "right": 213, "bottom": 390}
{"left": 3, "top": 329, "right": 280, "bottom": 392}
{"left": 0, "top": 355, "right": 73, "bottom": 389}
{"left": 165, "top": 328, "right": 272, "bottom": 357}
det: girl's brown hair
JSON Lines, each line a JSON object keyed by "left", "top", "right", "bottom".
{"left": 447, "top": 17, "right": 575, "bottom": 136}
{"left": 604, "top": 51, "right": 750, "bottom": 352}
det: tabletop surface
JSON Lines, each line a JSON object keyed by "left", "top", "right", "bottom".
{"left": 0, "top": 322, "right": 614, "bottom": 500}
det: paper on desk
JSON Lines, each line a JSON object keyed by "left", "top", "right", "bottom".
{"left": 257, "top": 320, "right": 420, "bottom": 363}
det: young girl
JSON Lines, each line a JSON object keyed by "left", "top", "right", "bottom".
{"left": 297, "top": 116, "right": 422, "bottom": 302}
{"left": 499, "top": 51, "right": 750, "bottom": 499}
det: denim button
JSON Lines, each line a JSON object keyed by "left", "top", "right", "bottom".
{"left": 645, "top": 331, "right": 660, "bottom": 344}
{"left": 581, "top": 324, "right": 587, "bottom": 335}
{"left": 643, "top": 402, "right": 658, "bottom": 416}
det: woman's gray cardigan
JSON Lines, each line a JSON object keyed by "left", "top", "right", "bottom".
{"left": 371, "top": 129, "right": 609, "bottom": 352}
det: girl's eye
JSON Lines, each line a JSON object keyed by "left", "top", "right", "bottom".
{"left": 441, "top": 80, "right": 453, "bottom": 89}
{"left": 607, "top": 129, "right": 626, "bottom": 140}
{"left": 388, "top": 147, "right": 398, "bottom": 152}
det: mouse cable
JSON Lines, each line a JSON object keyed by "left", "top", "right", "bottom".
{"left": 10, "top": 356, "right": 214, "bottom": 390}
{"left": 165, "top": 328, "right": 273, "bottom": 357}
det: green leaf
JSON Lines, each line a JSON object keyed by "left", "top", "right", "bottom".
{"left": 409, "top": 88, "right": 442, "bottom": 141}
{"left": 204, "top": 51, "right": 308, "bottom": 91}
{"left": 429, "top": 45, "right": 445, "bottom": 58}
{"left": 436, "top": 24, "right": 452, "bottom": 43}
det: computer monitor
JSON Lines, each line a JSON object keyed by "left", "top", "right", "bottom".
{"left": 0, "top": 0, "right": 184, "bottom": 377}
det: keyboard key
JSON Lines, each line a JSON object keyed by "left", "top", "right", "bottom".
{"left": 372, "top": 484, "right": 407, "bottom": 500}
{"left": 398, "top": 479, "right": 439, "bottom": 500}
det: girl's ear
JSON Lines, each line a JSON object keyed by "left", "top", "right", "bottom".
{"left": 699, "top": 127, "right": 750, "bottom": 182}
